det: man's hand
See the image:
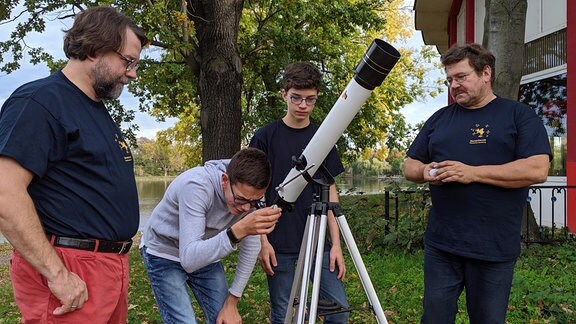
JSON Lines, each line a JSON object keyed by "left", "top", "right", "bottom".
{"left": 216, "top": 294, "right": 242, "bottom": 324}
{"left": 232, "top": 206, "right": 281, "bottom": 240}
{"left": 48, "top": 270, "right": 89, "bottom": 315}
{"left": 422, "top": 162, "right": 444, "bottom": 185}
{"left": 329, "top": 244, "right": 346, "bottom": 280}
{"left": 431, "top": 155, "right": 550, "bottom": 188}
{"left": 404, "top": 157, "right": 442, "bottom": 185}
{"left": 430, "top": 160, "right": 475, "bottom": 184}
{"left": 258, "top": 236, "right": 277, "bottom": 276}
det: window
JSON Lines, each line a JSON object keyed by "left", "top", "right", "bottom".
{"left": 519, "top": 73, "right": 567, "bottom": 176}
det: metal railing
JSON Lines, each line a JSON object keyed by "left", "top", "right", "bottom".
{"left": 524, "top": 185, "right": 576, "bottom": 243}
{"left": 382, "top": 185, "right": 574, "bottom": 244}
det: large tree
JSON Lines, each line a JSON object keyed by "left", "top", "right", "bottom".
{"left": 0, "top": 0, "right": 442, "bottom": 162}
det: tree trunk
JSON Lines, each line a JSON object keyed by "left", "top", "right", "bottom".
{"left": 483, "top": 0, "right": 541, "bottom": 241}
{"left": 190, "top": 0, "right": 244, "bottom": 162}
{"left": 482, "top": 0, "right": 527, "bottom": 99}
{"left": 521, "top": 202, "right": 544, "bottom": 243}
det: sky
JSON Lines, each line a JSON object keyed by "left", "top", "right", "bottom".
{"left": 0, "top": 3, "right": 447, "bottom": 139}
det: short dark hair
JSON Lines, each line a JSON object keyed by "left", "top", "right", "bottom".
{"left": 227, "top": 148, "right": 271, "bottom": 190}
{"left": 440, "top": 43, "right": 496, "bottom": 85}
{"left": 63, "top": 6, "right": 147, "bottom": 60}
{"left": 282, "top": 62, "right": 322, "bottom": 92}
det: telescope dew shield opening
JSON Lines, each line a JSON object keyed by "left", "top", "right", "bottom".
{"left": 276, "top": 39, "right": 401, "bottom": 205}
{"left": 354, "top": 39, "right": 401, "bottom": 90}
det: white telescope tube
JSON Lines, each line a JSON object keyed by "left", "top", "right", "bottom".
{"left": 276, "top": 39, "right": 400, "bottom": 205}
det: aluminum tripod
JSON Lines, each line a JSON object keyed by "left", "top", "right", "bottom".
{"left": 283, "top": 180, "right": 388, "bottom": 324}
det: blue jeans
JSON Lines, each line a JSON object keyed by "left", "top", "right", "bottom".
{"left": 140, "top": 246, "right": 229, "bottom": 324}
{"left": 421, "top": 245, "right": 516, "bottom": 324}
{"left": 268, "top": 251, "right": 349, "bottom": 324}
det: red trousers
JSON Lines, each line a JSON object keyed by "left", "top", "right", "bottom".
{"left": 10, "top": 247, "right": 129, "bottom": 324}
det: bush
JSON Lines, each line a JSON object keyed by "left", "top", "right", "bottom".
{"left": 340, "top": 191, "right": 429, "bottom": 252}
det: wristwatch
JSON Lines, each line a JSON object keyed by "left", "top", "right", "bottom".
{"left": 226, "top": 227, "right": 240, "bottom": 244}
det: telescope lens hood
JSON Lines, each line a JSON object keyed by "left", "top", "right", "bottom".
{"left": 354, "top": 39, "right": 401, "bottom": 90}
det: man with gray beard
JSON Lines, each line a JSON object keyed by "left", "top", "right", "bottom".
{"left": 0, "top": 6, "right": 147, "bottom": 323}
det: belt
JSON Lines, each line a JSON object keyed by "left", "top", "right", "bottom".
{"left": 49, "top": 235, "right": 133, "bottom": 254}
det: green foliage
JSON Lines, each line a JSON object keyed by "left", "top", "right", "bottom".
{"left": 340, "top": 191, "right": 429, "bottom": 252}
{"left": 507, "top": 242, "right": 576, "bottom": 322}
{"left": 132, "top": 134, "right": 195, "bottom": 176}
{"left": 349, "top": 146, "right": 408, "bottom": 177}
{"left": 340, "top": 195, "right": 389, "bottom": 251}
{"left": 0, "top": 0, "right": 444, "bottom": 160}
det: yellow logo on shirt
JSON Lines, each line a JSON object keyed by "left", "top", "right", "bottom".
{"left": 469, "top": 124, "right": 490, "bottom": 144}
{"left": 115, "top": 133, "right": 133, "bottom": 162}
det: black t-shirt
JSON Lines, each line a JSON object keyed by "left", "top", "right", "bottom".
{"left": 250, "top": 119, "right": 345, "bottom": 254}
{"left": 407, "top": 97, "right": 552, "bottom": 261}
{"left": 0, "top": 70, "right": 139, "bottom": 241}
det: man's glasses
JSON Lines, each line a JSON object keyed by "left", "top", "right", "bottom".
{"left": 115, "top": 51, "right": 139, "bottom": 72}
{"left": 290, "top": 95, "right": 317, "bottom": 106}
{"left": 444, "top": 70, "right": 475, "bottom": 87}
{"left": 230, "top": 184, "right": 264, "bottom": 208}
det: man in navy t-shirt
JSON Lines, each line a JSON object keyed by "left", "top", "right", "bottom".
{"left": 0, "top": 7, "right": 147, "bottom": 323}
{"left": 404, "top": 43, "right": 552, "bottom": 323}
{"left": 250, "top": 62, "right": 349, "bottom": 323}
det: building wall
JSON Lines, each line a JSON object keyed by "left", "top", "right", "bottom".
{"left": 456, "top": 1, "right": 466, "bottom": 43}
{"left": 525, "top": 0, "right": 566, "bottom": 42}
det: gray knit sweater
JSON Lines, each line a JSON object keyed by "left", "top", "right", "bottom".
{"left": 141, "top": 159, "right": 261, "bottom": 297}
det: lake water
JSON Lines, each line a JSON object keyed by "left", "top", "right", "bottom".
{"left": 0, "top": 176, "right": 406, "bottom": 243}
{"left": 137, "top": 176, "right": 407, "bottom": 228}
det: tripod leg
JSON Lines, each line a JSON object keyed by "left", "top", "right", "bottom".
{"left": 284, "top": 216, "right": 309, "bottom": 322}
{"left": 336, "top": 214, "right": 388, "bottom": 324}
{"left": 307, "top": 212, "right": 328, "bottom": 324}
{"left": 285, "top": 208, "right": 321, "bottom": 324}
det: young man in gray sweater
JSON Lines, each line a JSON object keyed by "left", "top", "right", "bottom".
{"left": 140, "top": 148, "right": 281, "bottom": 323}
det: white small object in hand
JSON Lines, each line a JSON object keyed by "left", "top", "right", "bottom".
{"left": 429, "top": 168, "right": 438, "bottom": 177}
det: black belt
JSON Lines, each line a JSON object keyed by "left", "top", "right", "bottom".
{"left": 49, "top": 235, "right": 133, "bottom": 254}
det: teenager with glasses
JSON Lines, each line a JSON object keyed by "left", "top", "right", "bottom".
{"left": 249, "top": 62, "right": 349, "bottom": 324}
{"left": 140, "top": 148, "right": 281, "bottom": 323}
{"left": 404, "top": 43, "right": 552, "bottom": 323}
{"left": 0, "top": 6, "right": 147, "bottom": 322}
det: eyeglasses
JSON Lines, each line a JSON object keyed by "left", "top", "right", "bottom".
{"left": 444, "top": 70, "right": 475, "bottom": 87}
{"left": 230, "top": 184, "right": 264, "bottom": 208}
{"left": 115, "top": 51, "right": 139, "bottom": 72}
{"left": 290, "top": 95, "right": 318, "bottom": 106}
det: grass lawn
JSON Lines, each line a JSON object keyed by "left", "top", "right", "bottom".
{"left": 1, "top": 194, "right": 575, "bottom": 323}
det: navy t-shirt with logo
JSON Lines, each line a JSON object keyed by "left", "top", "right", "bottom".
{"left": 249, "top": 119, "right": 345, "bottom": 254}
{"left": 407, "top": 97, "right": 552, "bottom": 261}
{"left": 0, "top": 70, "right": 139, "bottom": 241}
